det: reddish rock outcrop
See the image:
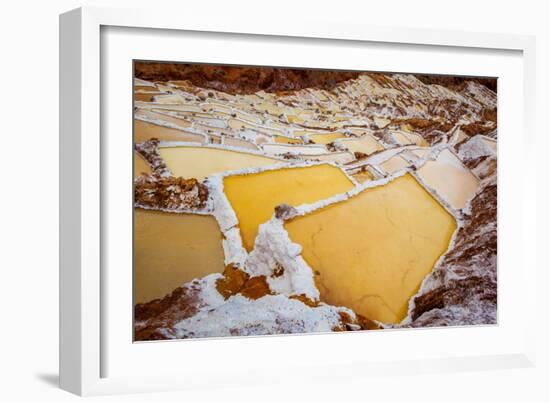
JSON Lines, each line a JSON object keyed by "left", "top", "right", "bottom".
{"left": 134, "top": 174, "right": 208, "bottom": 211}
{"left": 134, "top": 281, "right": 203, "bottom": 341}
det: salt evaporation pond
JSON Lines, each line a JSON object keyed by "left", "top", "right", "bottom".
{"left": 134, "top": 209, "right": 225, "bottom": 304}
{"left": 308, "top": 132, "right": 346, "bottom": 144}
{"left": 134, "top": 92, "right": 164, "bottom": 102}
{"left": 134, "top": 152, "right": 151, "bottom": 178}
{"left": 262, "top": 143, "right": 328, "bottom": 156}
{"left": 341, "top": 135, "right": 384, "bottom": 155}
{"left": 224, "top": 164, "right": 355, "bottom": 251}
{"left": 299, "top": 152, "right": 355, "bottom": 164}
{"left": 134, "top": 85, "right": 157, "bottom": 92}
{"left": 285, "top": 174, "right": 457, "bottom": 324}
{"left": 406, "top": 132, "right": 429, "bottom": 147}
{"left": 159, "top": 146, "right": 279, "bottom": 180}
{"left": 378, "top": 154, "right": 409, "bottom": 174}
{"left": 416, "top": 148, "right": 480, "bottom": 210}
{"left": 222, "top": 137, "right": 259, "bottom": 150}
{"left": 134, "top": 120, "right": 206, "bottom": 143}
{"left": 274, "top": 135, "right": 302, "bottom": 144}
{"left": 143, "top": 110, "right": 193, "bottom": 128}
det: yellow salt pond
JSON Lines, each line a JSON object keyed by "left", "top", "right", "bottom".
{"left": 287, "top": 115, "right": 306, "bottom": 125}
{"left": 341, "top": 135, "right": 384, "bottom": 155}
{"left": 347, "top": 128, "right": 373, "bottom": 137}
{"left": 159, "top": 146, "right": 278, "bottom": 180}
{"left": 416, "top": 148, "right": 480, "bottom": 210}
{"left": 134, "top": 209, "right": 225, "bottom": 304}
{"left": 274, "top": 135, "right": 302, "bottom": 145}
{"left": 262, "top": 143, "right": 328, "bottom": 156}
{"left": 134, "top": 120, "right": 206, "bottom": 143}
{"left": 222, "top": 137, "right": 259, "bottom": 150}
{"left": 134, "top": 93, "right": 161, "bottom": 102}
{"left": 148, "top": 110, "right": 193, "bottom": 128}
{"left": 134, "top": 85, "right": 158, "bottom": 92}
{"left": 134, "top": 152, "right": 151, "bottom": 178}
{"left": 224, "top": 164, "right": 355, "bottom": 251}
{"left": 285, "top": 174, "right": 457, "bottom": 324}
{"left": 308, "top": 132, "right": 346, "bottom": 145}
{"left": 145, "top": 104, "right": 203, "bottom": 114}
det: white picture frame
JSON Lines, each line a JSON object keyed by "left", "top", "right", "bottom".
{"left": 59, "top": 6, "right": 537, "bottom": 396}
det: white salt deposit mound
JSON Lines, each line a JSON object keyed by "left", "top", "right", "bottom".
{"left": 172, "top": 294, "right": 347, "bottom": 338}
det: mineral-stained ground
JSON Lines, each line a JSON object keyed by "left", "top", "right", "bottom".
{"left": 133, "top": 62, "right": 497, "bottom": 340}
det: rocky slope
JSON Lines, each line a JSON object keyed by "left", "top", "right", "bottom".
{"left": 135, "top": 62, "right": 361, "bottom": 95}
{"left": 403, "top": 174, "right": 497, "bottom": 327}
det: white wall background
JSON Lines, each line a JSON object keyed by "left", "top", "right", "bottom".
{"left": 1, "top": 0, "right": 547, "bottom": 401}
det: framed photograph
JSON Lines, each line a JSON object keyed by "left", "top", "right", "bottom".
{"left": 60, "top": 7, "right": 537, "bottom": 396}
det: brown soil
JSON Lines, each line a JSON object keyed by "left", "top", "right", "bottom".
{"left": 216, "top": 264, "right": 272, "bottom": 300}
{"left": 215, "top": 264, "right": 249, "bottom": 299}
{"left": 239, "top": 276, "right": 272, "bottom": 300}
{"left": 135, "top": 61, "right": 361, "bottom": 95}
{"left": 481, "top": 107, "right": 497, "bottom": 122}
{"left": 460, "top": 121, "right": 497, "bottom": 136}
{"left": 395, "top": 117, "right": 454, "bottom": 133}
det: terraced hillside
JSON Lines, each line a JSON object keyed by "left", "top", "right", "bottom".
{"left": 133, "top": 63, "right": 497, "bottom": 340}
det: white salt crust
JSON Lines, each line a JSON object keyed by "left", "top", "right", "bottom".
{"left": 157, "top": 140, "right": 287, "bottom": 160}
{"left": 170, "top": 294, "right": 352, "bottom": 339}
